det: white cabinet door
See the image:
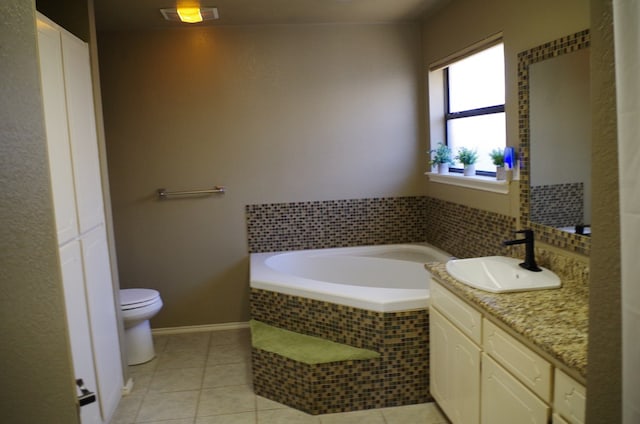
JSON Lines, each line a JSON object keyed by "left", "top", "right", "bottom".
{"left": 81, "top": 226, "right": 122, "bottom": 422}
{"left": 430, "top": 308, "right": 481, "bottom": 424}
{"left": 60, "top": 31, "right": 105, "bottom": 233}
{"left": 481, "top": 353, "right": 550, "bottom": 424}
{"left": 553, "top": 413, "right": 571, "bottom": 424}
{"left": 37, "top": 19, "right": 79, "bottom": 244}
{"left": 59, "top": 242, "right": 101, "bottom": 424}
{"left": 38, "top": 14, "right": 123, "bottom": 423}
{"left": 553, "top": 369, "right": 586, "bottom": 424}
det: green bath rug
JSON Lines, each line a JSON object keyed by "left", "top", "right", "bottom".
{"left": 249, "top": 320, "right": 380, "bottom": 365}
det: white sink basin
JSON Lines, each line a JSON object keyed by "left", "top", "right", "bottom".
{"left": 445, "top": 256, "right": 561, "bottom": 293}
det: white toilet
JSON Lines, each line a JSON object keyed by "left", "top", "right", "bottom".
{"left": 120, "top": 288, "right": 163, "bottom": 365}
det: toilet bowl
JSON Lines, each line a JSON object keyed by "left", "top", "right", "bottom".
{"left": 120, "top": 288, "right": 163, "bottom": 365}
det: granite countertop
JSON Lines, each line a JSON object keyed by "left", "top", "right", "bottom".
{"left": 426, "top": 262, "right": 588, "bottom": 383}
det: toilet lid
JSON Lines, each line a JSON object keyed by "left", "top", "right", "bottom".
{"left": 120, "top": 288, "right": 160, "bottom": 309}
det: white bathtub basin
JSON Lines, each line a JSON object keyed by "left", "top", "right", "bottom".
{"left": 445, "top": 256, "right": 561, "bottom": 293}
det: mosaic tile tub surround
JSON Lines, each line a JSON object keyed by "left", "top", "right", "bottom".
{"left": 246, "top": 196, "right": 430, "bottom": 253}
{"left": 250, "top": 288, "right": 431, "bottom": 414}
{"left": 246, "top": 196, "right": 515, "bottom": 259}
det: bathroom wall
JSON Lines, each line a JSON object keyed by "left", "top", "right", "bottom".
{"left": 0, "top": 0, "right": 79, "bottom": 422}
{"left": 421, "top": 0, "right": 590, "bottom": 216}
{"left": 98, "top": 23, "right": 425, "bottom": 327}
{"left": 587, "top": 0, "right": 621, "bottom": 421}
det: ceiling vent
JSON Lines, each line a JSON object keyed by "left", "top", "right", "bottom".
{"left": 160, "top": 7, "right": 219, "bottom": 23}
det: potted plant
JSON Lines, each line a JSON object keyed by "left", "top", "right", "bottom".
{"left": 429, "top": 143, "right": 454, "bottom": 174}
{"left": 489, "top": 148, "right": 507, "bottom": 180}
{"left": 456, "top": 147, "right": 478, "bottom": 176}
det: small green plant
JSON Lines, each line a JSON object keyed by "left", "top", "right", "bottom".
{"left": 489, "top": 148, "right": 505, "bottom": 166}
{"left": 456, "top": 147, "right": 478, "bottom": 166}
{"left": 429, "top": 142, "right": 454, "bottom": 167}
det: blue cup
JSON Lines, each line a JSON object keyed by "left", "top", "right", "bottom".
{"left": 504, "top": 147, "right": 515, "bottom": 169}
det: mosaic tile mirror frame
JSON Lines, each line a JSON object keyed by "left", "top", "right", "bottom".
{"left": 518, "top": 29, "right": 591, "bottom": 256}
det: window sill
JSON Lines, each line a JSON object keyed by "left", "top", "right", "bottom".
{"left": 425, "top": 172, "right": 510, "bottom": 194}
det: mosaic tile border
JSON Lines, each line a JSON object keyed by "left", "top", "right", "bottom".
{"left": 518, "top": 29, "right": 591, "bottom": 256}
{"left": 246, "top": 197, "right": 429, "bottom": 253}
{"left": 246, "top": 196, "right": 515, "bottom": 258}
{"left": 530, "top": 182, "right": 584, "bottom": 228}
{"left": 250, "top": 288, "right": 431, "bottom": 413}
{"left": 423, "top": 197, "right": 516, "bottom": 259}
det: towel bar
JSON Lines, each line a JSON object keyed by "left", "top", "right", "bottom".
{"left": 157, "top": 186, "right": 225, "bottom": 199}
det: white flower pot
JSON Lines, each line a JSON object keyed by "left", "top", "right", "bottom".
{"left": 496, "top": 166, "right": 506, "bottom": 181}
{"left": 437, "top": 163, "right": 449, "bottom": 174}
{"left": 463, "top": 164, "right": 475, "bottom": 176}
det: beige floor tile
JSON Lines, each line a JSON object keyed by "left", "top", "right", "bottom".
{"left": 257, "top": 408, "right": 321, "bottom": 424}
{"left": 197, "top": 385, "right": 256, "bottom": 417}
{"left": 111, "top": 394, "right": 145, "bottom": 424}
{"left": 207, "top": 343, "right": 251, "bottom": 366}
{"left": 149, "top": 367, "right": 205, "bottom": 393}
{"left": 202, "top": 363, "right": 252, "bottom": 388}
{"left": 128, "top": 372, "right": 153, "bottom": 395}
{"left": 256, "top": 396, "right": 289, "bottom": 411}
{"left": 164, "top": 332, "right": 212, "bottom": 353}
{"left": 136, "top": 390, "right": 200, "bottom": 422}
{"left": 381, "top": 402, "right": 449, "bottom": 424}
{"left": 319, "top": 409, "right": 386, "bottom": 424}
{"left": 210, "top": 329, "right": 251, "bottom": 347}
{"left": 114, "top": 331, "right": 444, "bottom": 424}
{"left": 195, "top": 411, "right": 257, "bottom": 424}
{"left": 153, "top": 335, "right": 170, "bottom": 353}
{"left": 156, "top": 349, "right": 208, "bottom": 370}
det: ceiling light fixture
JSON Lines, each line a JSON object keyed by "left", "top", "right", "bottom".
{"left": 160, "top": 7, "right": 219, "bottom": 24}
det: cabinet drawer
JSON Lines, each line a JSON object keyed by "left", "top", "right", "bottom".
{"left": 483, "top": 319, "right": 552, "bottom": 402}
{"left": 553, "top": 369, "right": 586, "bottom": 424}
{"left": 431, "top": 281, "right": 482, "bottom": 345}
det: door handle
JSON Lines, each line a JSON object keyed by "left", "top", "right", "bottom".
{"left": 75, "top": 379, "right": 96, "bottom": 406}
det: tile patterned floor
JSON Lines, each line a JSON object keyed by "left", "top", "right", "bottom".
{"left": 111, "top": 328, "right": 450, "bottom": 424}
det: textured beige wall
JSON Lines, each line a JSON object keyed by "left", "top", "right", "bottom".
{"left": 0, "top": 1, "right": 79, "bottom": 422}
{"left": 587, "top": 0, "right": 621, "bottom": 422}
{"left": 421, "top": 0, "right": 590, "bottom": 215}
{"left": 98, "top": 23, "right": 425, "bottom": 327}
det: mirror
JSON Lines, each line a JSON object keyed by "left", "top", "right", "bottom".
{"left": 518, "top": 29, "right": 591, "bottom": 256}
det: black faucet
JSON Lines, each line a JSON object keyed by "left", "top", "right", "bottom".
{"left": 503, "top": 229, "right": 542, "bottom": 272}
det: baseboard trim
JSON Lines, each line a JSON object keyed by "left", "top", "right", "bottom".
{"left": 121, "top": 377, "right": 134, "bottom": 396}
{"left": 151, "top": 321, "right": 250, "bottom": 336}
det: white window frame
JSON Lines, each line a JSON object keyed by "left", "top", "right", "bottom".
{"left": 428, "top": 34, "right": 506, "bottom": 178}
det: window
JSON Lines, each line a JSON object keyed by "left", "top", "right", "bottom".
{"left": 431, "top": 42, "right": 506, "bottom": 175}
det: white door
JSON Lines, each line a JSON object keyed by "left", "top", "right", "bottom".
{"left": 481, "top": 353, "right": 550, "bottom": 424}
{"left": 60, "top": 30, "right": 105, "bottom": 232}
{"left": 81, "top": 225, "right": 123, "bottom": 422}
{"left": 59, "top": 242, "right": 101, "bottom": 424}
{"left": 38, "top": 13, "right": 123, "bottom": 423}
{"left": 37, "top": 18, "right": 79, "bottom": 245}
{"left": 430, "top": 308, "right": 481, "bottom": 424}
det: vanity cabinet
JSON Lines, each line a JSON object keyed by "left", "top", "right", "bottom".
{"left": 430, "top": 280, "right": 586, "bottom": 424}
{"left": 430, "top": 282, "right": 481, "bottom": 424}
